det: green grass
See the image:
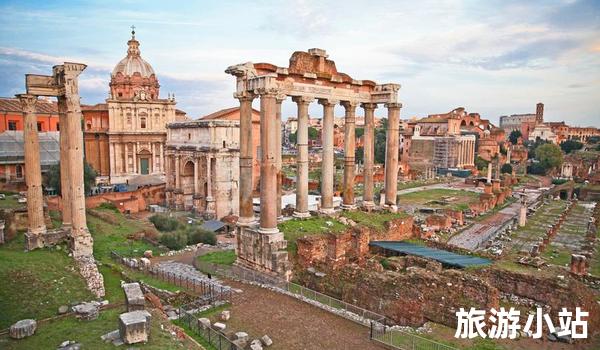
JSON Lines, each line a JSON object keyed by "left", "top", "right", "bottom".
{"left": 542, "top": 247, "right": 571, "bottom": 266}
{"left": 0, "top": 307, "right": 190, "bottom": 350}
{"left": 278, "top": 217, "right": 346, "bottom": 253}
{"left": 0, "top": 195, "right": 22, "bottom": 209}
{"left": 340, "top": 210, "right": 409, "bottom": 231}
{"left": 173, "top": 318, "right": 217, "bottom": 350}
{"left": 398, "top": 189, "right": 479, "bottom": 211}
{"left": 197, "top": 250, "right": 236, "bottom": 266}
{"left": 0, "top": 235, "right": 95, "bottom": 329}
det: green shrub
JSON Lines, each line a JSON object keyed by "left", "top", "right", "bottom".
{"left": 187, "top": 227, "right": 217, "bottom": 245}
{"left": 500, "top": 163, "right": 512, "bottom": 174}
{"left": 97, "top": 202, "right": 119, "bottom": 212}
{"left": 159, "top": 231, "right": 188, "bottom": 250}
{"left": 149, "top": 214, "right": 181, "bottom": 232}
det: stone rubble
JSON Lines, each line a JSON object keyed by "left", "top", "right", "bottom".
{"left": 152, "top": 261, "right": 231, "bottom": 292}
{"left": 122, "top": 282, "right": 145, "bottom": 312}
{"left": 56, "top": 340, "right": 81, "bottom": 350}
{"left": 261, "top": 334, "right": 273, "bottom": 347}
{"left": 9, "top": 319, "right": 37, "bottom": 339}
{"left": 72, "top": 302, "right": 100, "bottom": 321}
{"left": 220, "top": 310, "right": 231, "bottom": 321}
{"left": 213, "top": 322, "right": 226, "bottom": 331}
{"left": 76, "top": 255, "right": 106, "bottom": 298}
{"left": 250, "top": 338, "right": 264, "bottom": 350}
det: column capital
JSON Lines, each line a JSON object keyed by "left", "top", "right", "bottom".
{"left": 384, "top": 102, "right": 403, "bottom": 109}
{"left": 360, "top": 102, "right": 378, "bottom": 110}
{"left": 16, "top": 94, "right": 38, "bottom": 113}
{"left": 292, "top": 96, "right": 314, "bottom": 105}
{"left": 254, "top": 87, "right": 280, "bottom": 97}
{"left": 318, "top": 98, "right": 339, "bottom": 107}
{"left": 275, "top": 93, "right": 287, "bottom": 104}
{"left": 234, "top": 91, "right": 255, "bottom": 102}
{"left": 340, "top": 100, "right": 360, "bottom": 110}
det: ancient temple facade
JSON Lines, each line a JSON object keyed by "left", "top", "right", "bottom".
{"left": 106, "top": 30, "right": 179, "bottom": 183}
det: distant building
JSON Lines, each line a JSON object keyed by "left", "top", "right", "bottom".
{"left": 0, "top": 131, "right": 60, "bottom": 183}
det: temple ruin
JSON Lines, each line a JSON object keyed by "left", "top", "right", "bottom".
{"left": 19, "top": 63, "right": 105, "bottom": 297}
{"left": 226, "top": 48, "right": 402, "bottom": 278}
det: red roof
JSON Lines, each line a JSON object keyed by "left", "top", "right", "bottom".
{"left": 200, "top": 106, "right": 260, "bottom": 122}
{"left": 0, "top": 97, "right": 58, "bottom": 114}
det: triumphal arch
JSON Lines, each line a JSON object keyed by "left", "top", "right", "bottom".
{"left": 226, "top": 48, "right": 402, "bottom": 278}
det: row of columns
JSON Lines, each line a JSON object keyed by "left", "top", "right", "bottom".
{"left": 236, "top": 90, "right": 402, "bottom": 233}
{"left": 458, "top": 139, "right": 475, "bottom": 167}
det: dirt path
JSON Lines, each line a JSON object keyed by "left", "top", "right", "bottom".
{"left": 223, "top": 280, "right": 384, "bottom": 350}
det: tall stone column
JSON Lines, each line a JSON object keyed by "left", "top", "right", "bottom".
{"left": 275, "top": 94, "right": 285, "bottom": 218}
{"left": 319, "top": 99, "right": 337, "bottom": 214}
{"left": 361, "top": 103, "right": 377, "bottom": 208}
{"left": 133, "top": 142, "right": 138, "bottom": 173}
{"left": 341, "top": 101, "right": 358, "bottom": 209}
{"left": 109, "top": 142, "right": 115, "bottom": 178}
{"left": 18, "top": 94, "right": 46, "bottom": 250}
{"left": 175, "top": 154, "right": 181, "bottom": 189}
{"left": 193, "top": 158, "right": 199, "bottom": 195}
{"left": 57, "top": 97, "right": 72, "bottom": 230}
{"left": 206, "top": 156, "right": 215, "bottom": 218}
{"left": 236, "top": 93, "right": 256, "bottom": 226}
{"left": 62, "top": 63, "right": 93, "bottom": 257}
{"left": 159, "top": 143, "right": 164, "bottom": 173}
{"left": 384, "top": 103, "right": 402, "bottom": 209}
{"left": 258, "top": 89, "right": 280, "bottom": 232}
{"left": 292, "top": 96, "right": 313, "bottom": 218}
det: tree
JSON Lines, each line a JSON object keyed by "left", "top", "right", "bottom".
{"left": 355, "top": 146, "right": 364, "bottom": 164}
{"left": 308, "top": 127, "right": 318, "bottom": 140}
{"left": 587, "top": 136, "right": 600, "bottom": 144}
{"left": 535, "top": 143, "right": 563, "bottom": 173}
{"left": 560, "top": 139, "right": 583, "bottom": 154}
{"left": 355, "top": 127, "right": 365, "bottom": 139}
{"left": 374, "top": 118, "right": 388, "bottom": 164}
{"left": 288, "top": 131, "right": 297, "bottom": 144}
{"left": 474, "top": 156, "right": 489, "bottom": 171}
{"left": 508, "top": 130, "right": 522, "bottom": 145}
{"left": 501, "top": 163, "right": 513, "bottom": 174}
{"left": 45, "top": 161, "right": 97, "bottom": 196}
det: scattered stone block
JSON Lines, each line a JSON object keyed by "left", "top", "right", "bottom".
{"left": 100, "top": 329, "right": 120, "bottom": 343}
{"left": 73, "top": 302, "right": 99, "bottom": 320}
{"left": 144, "top": 250, "right": 153, "bottom": 258}
{"left": 261, "top": 334, "right": 273, "bottom": 347}
{"left": 198, "top": 318, "right": 211, "bottom": 329}
{"left": 220, "top": 310, "right": 231, "bottom": 321}
{"left": 140, "top": 257, "right": 151, "bottom": 268}
{"left": 250, "top": 339, "right": 264, "bottom": 350}
{"left": 123, "top": 282, "right": 145, "bottom": 311}
{"left": 118, "top": 310, "right": 152, "bottom": 345}
{"left": 57, "top": 340, "right": 81, "bottom": 350}
{"left": 235, "top": 331, "right": 249, "bottom": 342}
{"left": 9, "top": 319, "right": 37, "bottom": 339}
{"left": 58, "top": 305, "right": 69, "bottom": 315}
{"left": 232, "top": 338, "right": 247, "bottom": 348}
{"left": 213, "top": 322, "right": 226, "bottom": 331}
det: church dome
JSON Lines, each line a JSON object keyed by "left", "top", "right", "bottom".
{"left": 111, "top": 30, "right": 155, "bottom": 78}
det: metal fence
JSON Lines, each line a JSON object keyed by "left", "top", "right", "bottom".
{"left": 178, "top": 306, "right": 241, "bottom": 350}
{"left": 110, "top": 251, "right": 232, "bottom": 303}
{"left": 370, "top": 321, "right": 457, "bottom": 350}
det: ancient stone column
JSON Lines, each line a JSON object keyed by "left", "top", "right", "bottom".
{"left": 175, "top": 154, "right": 181, "bottom": 189}
{"left": 487, "top": 163, "right": 492, "bottom": 184}
{"left": 57, "top": 97, "right": 72, "bottom": 230}
{"left": 205, "top": 156, "right": 215, "bottom": 217}
{"left": 319, "top": 99, "right": 338, "bottom": 214}
{"left": 61, "top": 63, "right": 93, "bottom": 257}
{"left": 236, "top": 93, "right": 256, "bottom": 225}
{"left": 361, "top": 103, "right": 377, "bottom": 208}
{"left": 275, "top": 94, "right": 285, "bottom": 218}
{"left": 341, "top": 101, "right": 358, "bottom": 209}
{"left": 292, "top": 96, "right": 313, "bottom": 218}
{"left": 384, "top": 103, "right": 402, "bottom": 209}
{"left": 159, "top": 143, "right": 164, "bottom": 173}
{"left": 193, "top": 158, "right": 199, "bottom": 195}
{"left": 258, "top": 89, "right": 280, "bottom": 232}
{"left": 18, "top": 94, "right": 46, "bottom": 250}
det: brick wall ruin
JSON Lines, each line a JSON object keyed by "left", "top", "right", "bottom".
{"left": 296, "top": 216, "right": 414, "bottom": 268}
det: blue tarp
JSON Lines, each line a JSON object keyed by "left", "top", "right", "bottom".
{"left": 370, "top": 241, "right": 491, "bottom": 268}
{"left": 200, "top": 220, "right": 226, "bottom": 233}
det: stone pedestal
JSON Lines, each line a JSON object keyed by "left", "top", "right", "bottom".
{"left": 123, "top": 282, "right": 145, "bottom": 312}
{"left": 235, "top": 225, "right": 291, "bottom": 280}
{"left": 119, "top": 310, "right": 152, "bottom": 344}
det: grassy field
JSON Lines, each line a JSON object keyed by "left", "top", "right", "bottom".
{"left": 340, "top": 210, "right": 409, "bottom": 231}
{"left": 0, "top": 193, "right": 22, "bottom": 209}
{"left": 197, "top": 250, "right": 236, "bottom": 265}
{"left": 278, "top": 217, "right": 346, "bottom": 253}
{"left": 398, "top": 188, "right": 479, "bottom": 211}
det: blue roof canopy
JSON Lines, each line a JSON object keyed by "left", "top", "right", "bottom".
{"left": 370, "top": 241, "right": 491, "bottom": 268}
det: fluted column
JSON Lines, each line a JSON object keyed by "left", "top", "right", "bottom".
{"left": 292, "top": 96, "right": 313, "bottom": 218}
{"left": 319, "top": 99, "right": 338, "bottom": 214}
{"left": 57, "top": 97, "right": 72, "bottom": 230}
{"left": 341, "top": 101, "right": 358, "bottom": 209}
{"left": 60, "top": 63, "right": 92, "bottom": 257}
{"left": 362, "top": 103, "right": 377, "bottom": 208}
{"left": 275, "top": 94, "right": 285, "bottom": 218}
{"left": 175, "top": 154, "right": 181, "bottom": 189}
{"left": 384, "top": 103, "right": 402, "bottom": 209}
{"left": 18, "top": 94, "right": 46, "bottom": 250}
{"left": 258, "top": 89, "right": 279, "bottom": 232}
{"left": 236, "top": 93, "right": 256, "bottom": 226}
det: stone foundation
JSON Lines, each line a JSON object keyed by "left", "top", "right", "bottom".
{"left": 235, "top": 225, "right": 291, "bottom": 280}
{"left": 76, "top": 255, "right": 106, "bottom": 298}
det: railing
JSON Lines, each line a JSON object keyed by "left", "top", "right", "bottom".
{"left": 370, "top": 322, "right": 458, "bottom": 350}
{"left": 110, "top": 251, "right": 232, "bottom": 304}
{"left": 178, "top": 305, "right": 241, "bottom": 350}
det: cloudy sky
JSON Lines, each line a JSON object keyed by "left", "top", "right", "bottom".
{"left": 0, "top": 0, "right": 599, "bottom": 126}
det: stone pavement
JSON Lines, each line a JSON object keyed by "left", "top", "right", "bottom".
{"left": 153, "top": 261, "right": 230, "bottom": 292}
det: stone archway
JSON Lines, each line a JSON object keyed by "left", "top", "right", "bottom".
{"left": 181, "top": 160, "right": 195, "bottom": 208}
{"left": 137, "top": 149, "right": 152, "bottom": 175}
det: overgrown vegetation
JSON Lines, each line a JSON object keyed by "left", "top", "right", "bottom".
{"left": 340, "top": 210, "right": 409, "bottom": 231}
{"left": 149, "top": 214, "right": 182, "bottom": 232}
{"left": 197, "top": 250, "right": 237, "bottom": 266}
{"left": 278, "top": 217, "right": 346, "bottom": 253}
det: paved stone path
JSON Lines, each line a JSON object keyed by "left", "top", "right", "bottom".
{"left": 153, "top": 261, "right": 230, "bottom": 291}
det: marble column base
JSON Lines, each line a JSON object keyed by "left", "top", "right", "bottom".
{"left": 293, "top": 211, "right": 311, "bottom": 219}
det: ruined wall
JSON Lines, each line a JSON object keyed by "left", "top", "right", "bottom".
{"left": 296, "top": 216, "right": 415, "bottom": 269}
{"left": 300, "top": 264, "right": 498, "bottom": 328}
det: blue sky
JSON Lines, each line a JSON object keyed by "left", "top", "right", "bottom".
{"left": 0, "top": 0, "right": 599, "bottom": 126}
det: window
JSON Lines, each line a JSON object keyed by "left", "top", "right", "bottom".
{"left": 223, "top": 140, "right": 226, "bottom": 148}
{"left": 56, "top": 122, "right": 59, "bottom": 131}
{"left": 8, "top": 121, "right": 17, "bottom": 131}
{"left": 37, "top": 122, "right": 43, "bottom": 131}
{"left": 188, "top": 133, "right": 191, "bottom": 140}
{"left": 86, "top": 122, "right": 92, "bottom": 130}
{"left": 16, "top": 165, "right": 23, "bottom": 178}
{"left": 118, "top": 92, "right": 123, "bottom": 97}
{"left": 140, "top": 117, "right": 146, "bottom": 129}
